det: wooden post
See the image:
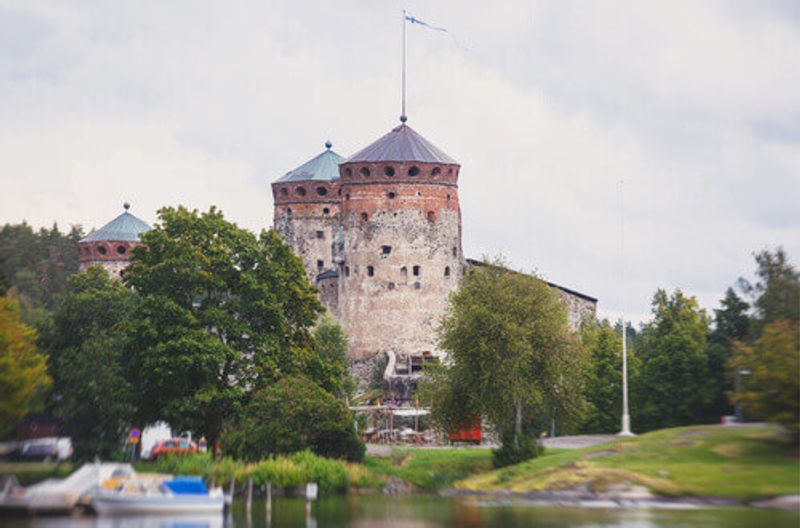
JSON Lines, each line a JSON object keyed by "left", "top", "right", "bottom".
{"left": 246, "top": 478, "right": 253, "bottom": 517}
{"left": 265, "top": 482, "right": 272, "bottom": 527}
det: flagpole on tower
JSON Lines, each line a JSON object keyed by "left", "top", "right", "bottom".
{"left": 619, "top": 175, "right": 633, "bottom": 437}
{"left": 401, "top": 9, "right": 407, "bottom": 122}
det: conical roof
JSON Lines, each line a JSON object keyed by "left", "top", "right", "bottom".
{"left": 80, "top": 203, "right": 151, "bottom": 243}
{"left": 275, "top": 142, "right": 345, "bottom": 183}
{"left": 346, "top": 123, "right": 456, "bottom": 164}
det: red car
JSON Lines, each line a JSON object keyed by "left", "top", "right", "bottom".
{"left": 148, "top": 438, "right": 198, "bottom": 460}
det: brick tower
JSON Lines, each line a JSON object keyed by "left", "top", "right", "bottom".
{"left": 271, "top": 142, "right": 344, "bottom": 280}
{"left": 77, "top": 202, "right": 151, "bottom": 278}
{"left": 337, "top": 119, "right": 463, "bottom": 364}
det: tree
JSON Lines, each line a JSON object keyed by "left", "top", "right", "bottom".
{"left": 426, "top": 259, "right": 587, "bottom": 466}
{"left": 307, "top": 313, "right": 355, "bottom": 399}
{"left": 728, "top": 319, "right": 799, "bottom": 441}
{"left": 221, "top": 376, "right": 364, "bottom": 462}
{"left": 705, "top": 288, "right": 750, "bottom": 418}
{"left": 738, "top": 248, "right": 799, "bottom": 336}
{"left": 636, "top": 289, "right": 712, "bottom": 431}
{"left": 0, "top": 296, "right": 51, "bottom": 437}
{"left": 124, "top": 206, "right": 324, "bottom": 448}
{"left": 46, "top": 267, "right": 137, "bottom": 459}
{"left": 580, "top": 319, "right": 640, "bottom": 434}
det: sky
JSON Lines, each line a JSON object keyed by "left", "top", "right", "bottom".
{"left": 1, "top": 0, "right": 798, "bottom": 325}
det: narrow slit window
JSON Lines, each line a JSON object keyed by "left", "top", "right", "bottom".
{"left": 367, "top": 265, "right": 374, "bottom": 277}
{"left": 413, "top": 265, "right": 421, "bottom": 276}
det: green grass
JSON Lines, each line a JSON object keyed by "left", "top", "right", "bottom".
{"left": 364, "top": 448, "right": 495, "bottom": 491}
{"left": 457, "top": 425, "right": 800, "bottom": 501}
{"left": 0, "top": 462, "right": 75, "bottom": 486}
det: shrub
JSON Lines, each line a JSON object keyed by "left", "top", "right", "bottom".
{"left": 492, "top": 431, "right": 540, "bottom": 468}
{"left": 222, "top": 376, "right": 365, "bottom": 462}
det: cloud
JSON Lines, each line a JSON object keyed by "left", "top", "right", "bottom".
{"left": 0, "top": 0, "right": 798, "bottom": 326}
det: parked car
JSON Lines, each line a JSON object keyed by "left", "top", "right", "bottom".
{"left": 148, "top": 438, "right": 197, "bottom": 460}
{"left": 13, "top": 437, "right": 73, "bottom": 462}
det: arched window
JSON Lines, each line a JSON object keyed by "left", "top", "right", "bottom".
{"left": 444, "top": 266, "right": 451, "bottom": 277}
{"left": 345, "top": 167, "right": 352, "bottom": 177}
{"left": 360, "top": 167, "right": 370, "bottom": 177}
{"left": 384, "top": 166, "right": 395, "bottom": 177}
{"left": 116, "top": 245, "right": 126, "bottom": 255}
{"left": 413, "top": 265, "right": 421, "bottom": 276}
{"left": 287, "top": 208, "right": 293, "bottom": 216}
{"left": 367, "top": 265, "right": 375, "bottom": 277}
{"left": 408, "top": 166, "right": 420, "bottom": 177}
{"left": 280, "top": 187, "right": 288, "bottom": 197}
{"left": 97, "top": 245, "right": 107, "bottom": 255}
{"left": 316, "top": 186, "right": 327, "bottom": 196}
{"left": 296, "top": 186, "right": 306, "bottom": 196}
{"left": 323, "top": 207, "right": 330, "bottom": 215}
{"left": 387, "top": 191, "right": 397, "bottom": 199}
{"left": 400, "top": 266, "right": 408, "bottom": 281}
{"left": 432, "top": 167, "right": 441, "bottom": 176}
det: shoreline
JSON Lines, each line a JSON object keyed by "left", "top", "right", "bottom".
{"left": 441, "top": 488, "right": 800, "bottom": 511}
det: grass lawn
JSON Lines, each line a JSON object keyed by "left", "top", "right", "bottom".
{"left": 457, "top": 425, "right": 800, "bottom": 501}
{"left": 0, "top": 462, "right": 75, "bottom": 486}
{"left": 364, "top": 448, "right": 495, "bottom": 491}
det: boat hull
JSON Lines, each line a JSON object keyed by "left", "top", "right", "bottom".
{"left": 92, "top": 494, "right": 224, "bottom": 515}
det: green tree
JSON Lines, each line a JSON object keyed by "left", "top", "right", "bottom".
{"left": 728, "top": 319, "right": 799, "bottom": 441}
{"left": 46, "top": 267, "right": 137, "bottom": 459}
{"left": 705, "top": 288, "right": 750, "bottom": 418}
{"left": 579, "top": 319, "right": 640, "bottom": 434}
{"left": 308, "top": 313, "right": 355, "bottom": 399}
{"left": 124, "top": 206, "right": 323, "bottom": 448}
{"left": 426, "top": 259, "right": 587, "bottom": 466}
{"left": 0, "top": 296, "right": 51, "bottom": 437}
{"left": 221, "top": 376, "right": 364, "bottom": 462}
{"left": 738, "top": 248, "right": 799, "bottom": 335}
{"left": 636, "top": 289, "right": 712, "bottom": 431}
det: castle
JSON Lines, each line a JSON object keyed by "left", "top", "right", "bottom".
{"left": 272, "top": 119, "right": 597, "bottom": 392}
{"left": 76, "top": 120, "right": 597, "bottom": 396}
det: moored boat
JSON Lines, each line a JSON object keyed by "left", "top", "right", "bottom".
{"left": 91, "top": 476, "right": 224, "bottom": 515}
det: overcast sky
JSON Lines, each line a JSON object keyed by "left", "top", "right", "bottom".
{"left": 1, "top": 0, "right": 798, "bottom": 325}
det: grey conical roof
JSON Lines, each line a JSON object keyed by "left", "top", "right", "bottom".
{"left": 80, "top": 205, "right": 151, "bottom": 243}
{"left": 346, "top": 123, "right": 456, "bottom": 164}
{"left": 275, "top": 143, "right": 345, "bottom": 183}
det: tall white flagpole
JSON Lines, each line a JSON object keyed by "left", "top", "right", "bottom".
{"left": 401, "top": 9, "right": 407, "bottom": 122}
{"left": 619, "top": 176, "right": 633, "bottom": 437}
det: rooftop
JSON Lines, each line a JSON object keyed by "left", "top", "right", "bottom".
{"left": 275, "top": 142, "right": 345, "bottom": 183}
{"left": 80, "top": 203, "right": 151, "bottom": 243}
{"left": 346, "top": 123, "right": 457, "bottom": 165}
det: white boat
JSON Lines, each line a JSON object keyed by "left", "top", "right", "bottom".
{"left": 91, "top": 476, "right": 224, "bottom": 515}
{"left": 0, "top": 462, "right": 134, "bottom": 513}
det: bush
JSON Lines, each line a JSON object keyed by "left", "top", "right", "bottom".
{"left": 222, "top": 376, "right": 365, "bottom": 462}
{"left": 492, "top": 431, "right": 540, "bottom": 468}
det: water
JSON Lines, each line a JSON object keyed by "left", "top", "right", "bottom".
{"left": 1, "top": 495, "right": 797, "bottom": 528}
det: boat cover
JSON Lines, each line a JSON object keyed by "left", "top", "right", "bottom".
{"left": 164, "top": 477, "right": 208, "bottom": 495}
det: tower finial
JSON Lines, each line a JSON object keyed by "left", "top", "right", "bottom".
{"left": 325, "top": 140, "right": 332, "bottom": 149}
{"left": 400, "top": 114, "right": 407, "bottom": 123}
{"left": 123, "top": 202, "right": 131, "bottom": 211}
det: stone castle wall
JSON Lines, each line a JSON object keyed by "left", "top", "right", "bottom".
{"left": 77, "top": 240, "right": 142, "bottom": 279}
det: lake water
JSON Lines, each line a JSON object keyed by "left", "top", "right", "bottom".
{"left": 1, "top": 495, "right": 797, "bottom": 528}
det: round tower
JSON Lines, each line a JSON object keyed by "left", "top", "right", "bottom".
{"left": 77, "top": 202, "right": 151, "bottom": 278}
{"left": 337, "top": 120, "right": 463, "bottom": 362}
{"left": 272, "top": 142, "right": 344, "bottom": 281}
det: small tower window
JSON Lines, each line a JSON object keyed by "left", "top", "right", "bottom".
{"left": 360, "top": 167, "right": 370, "bottom": 177}
{"left": 381, "top": 245, "right": 392, "bottom": 255}
{"left": 361, "top": 212, "right": 368, "bottom": 221}
{"left": 446, "top": 194, "right": 451, "bottom": 201}
{"left": 388, "top": 282, "right": 396, "bottom": 290}
{"left": 387, "top": 191, "right": 396, "bottom": 199}
{"left": 345, "top": 193, "right": 350, "bottom": 200}
{"left": 97, "top": 245, "right": 107, "bottom": 255}
{"left": 432, "top": 167, "right": 441, "bottom": 176}
{"left": 444, "top": 266, "right": 451, "bottom": 277}
{"left": 323, "top": 207, "right": 330, "bottom": 215}
{"left": 316, "top": 231, "right": 324, "bottom": 239}
{"left": 384, "top": 166, "right": 395, "bottom": 177}
{"left": 345, "top": 167, "right": 352, "bottom": 177}
{"left": 345, "top": 266, "right": 350, "bottom": 277}
{"left": 414, "top": 282, "right": 421, "bottom": 290}
{"left": 316, "top": 186, "right": 327, "bottom": 196}
{"left": 413, "top": 265, "right": 421, "bottom": 276}
{"left": 280, "top": 188, "right": 288, "bottom": 197}
{"left": 400, "top": 266, "right": 408, "bottom": 281}
{"left": 367, "top": 265, "right": 374, "bottom": 277}
{"left": 117, "top": 245, "right": 126, "bottom": 255}
{"left": 287, "top": 208, "right": 293, "bottom": 216}
{"left": 296, "top": 186, "right": 306, "bottom": 196}
{"left": 452, "top": 246, "right": 457, "bottom": 257}
{"left": 317, "top": 259, "right": 324, "bottom": 268}
{"left": 408, "top": 166, "right": 420, "bottom": 177}
{"left": 427, "top": 211, "right": 435, "bottom": 222}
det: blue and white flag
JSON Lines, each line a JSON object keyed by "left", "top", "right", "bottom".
{"left": 405, "top": 15, "right": 448, "bottom": 33}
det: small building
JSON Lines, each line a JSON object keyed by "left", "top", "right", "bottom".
{"left": 77, "top": 203, "right": 151, "bottom": 278}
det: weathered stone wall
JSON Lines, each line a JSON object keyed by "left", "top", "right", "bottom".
{"left": 316, "top": 272, "right": 340, "bottom": 316}
{"left": 77, "top": 240, "right": 141, "bottom": 278}
{"left": 272, "top": 180, "right": 341, "bottom": 278}
{"left": 555, "top": 288, "right": 597, "bottom": 330}
{"left": 336, "top": 160, "right": 463, "bottom": 361}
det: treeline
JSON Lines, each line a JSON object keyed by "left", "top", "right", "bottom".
{"left": 0, "top": 208, "right": 361, "bottom": 462}
{"left": 581, "top": 248, "right": 799, "bottom": 436}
